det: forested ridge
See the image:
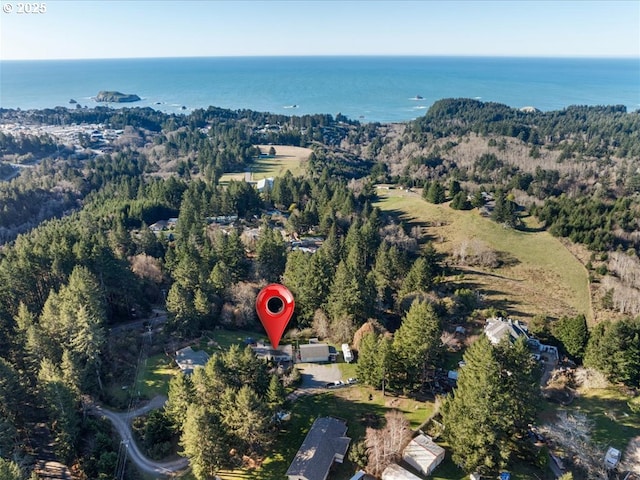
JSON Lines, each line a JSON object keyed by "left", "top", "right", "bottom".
{"left": 0, "top": 99, "right": 639, "bottom": 479}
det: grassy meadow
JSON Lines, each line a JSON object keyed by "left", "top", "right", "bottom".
{"left": 218, "top": 145, "right": 309, "bottom": 183}
{"left": 374, "top": 188, "right": 591, "bottom": 321}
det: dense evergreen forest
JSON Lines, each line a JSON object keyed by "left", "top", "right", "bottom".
{"left": 0, "top": 99, "right": 639, "bottom": 479}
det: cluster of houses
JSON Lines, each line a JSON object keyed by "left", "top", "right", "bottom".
{"left": 147, "top": 211, "right": 324, "bottom": 254}
{"left": 171, "top": 316, "right": 561, "bottom": 480}
{"left": 251, "top": 339, "right": 338, "bottom": 365}
{"left": 174, "top": 338, "right": 342, "bottom": 376}
{"left": 284, "top": 416, "right": 445, "bottom": 480}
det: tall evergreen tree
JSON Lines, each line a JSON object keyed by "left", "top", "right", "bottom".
{"left": 584, "top": 317, "right": 640, "bottom": 386}
{"left": 442, "top": 336, "right": 540, "bottom": 475}
{"left": 392, "top": 300, "right": 441, "bottom": 389}
{"left": 256, "top": 225, "right": 287, "bottom": 282}
{"left": 266, "top": 374, "right": 286, "bottom": 413}
{"left": 398, "top": 256, "right": 435, "bottom": 300}
{"left": 357, "top": 331, "right": 380, "bottom": 387}
{"left": 553, "top": 314, "right": 589, "bottom": 361}
{"left": 180, "top": 405, "right": 229, "bottom": 480}
{"left": 165, "top": 373, "right": 194, "bottom": 431}
{"left": 425, "top": 181, "right": 446, "bottom": 204}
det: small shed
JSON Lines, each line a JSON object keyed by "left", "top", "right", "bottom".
{"left": 299, "top": 343, "right": 330, "bottom": 363}
{"left": 402, "top": 433, "right": 445, "bottom": 476}
{"left": 381, "top": 463, "right": 422, "bottom": 480}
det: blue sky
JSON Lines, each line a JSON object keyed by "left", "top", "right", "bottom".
{"left": 1, "top": 0, "right": 638, "bottom": 60}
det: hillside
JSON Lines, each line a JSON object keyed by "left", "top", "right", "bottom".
{"left": 375, "top": 188, "right": 591, "bottom": 321}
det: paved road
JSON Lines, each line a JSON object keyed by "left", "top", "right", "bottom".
{"left": 109, "top": 309, "right": 168, "bottom": 335}
{"left": 87, "top": 396, "right": 189, "bottom": 478}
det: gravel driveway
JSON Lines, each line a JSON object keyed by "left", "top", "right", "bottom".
{"left": 297, "top": 363, "right": 343, "bottom": 389}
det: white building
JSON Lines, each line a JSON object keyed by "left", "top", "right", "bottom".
{"left": 381, "top": 464, "right": 422, "bottom": 480}
{"left": 402, "top": 433, "right": 445, "bottom": 476}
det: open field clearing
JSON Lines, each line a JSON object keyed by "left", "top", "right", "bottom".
{"left": 218, "top": 145, "right": 310, "bottom": 183}
{"left": 375, "top": 189, "right": 591, "bottom": 321}
{"left": 217, "top": 386, "right": 433, "bottom": 480}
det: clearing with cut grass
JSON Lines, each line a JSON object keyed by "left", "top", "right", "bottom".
{"left": 375, "top": 188, "right": 591, "bottom": 321}
{"left": 217, "top": 385, "right": 434, "bottom": 480}
{"left": 218, "top": 145, "right": 309, "bottom": 183}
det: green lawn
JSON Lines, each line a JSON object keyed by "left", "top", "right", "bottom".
{"left": 135, "top": 353, "right": 177, "bottom": 399}
{"left": 561, "top": 387, "right": 640, "bottom": 447}
{"left": 374, "top": 190, "right": 591, "bottom": 321}
{"left": 218, "top": 385, "right": 435, "bottom": 480}
{"left": 218, "top": 145, "right": 309, "bottom": 184}
{"left": 198, "top": 328, "right": 268, "bottom": 353}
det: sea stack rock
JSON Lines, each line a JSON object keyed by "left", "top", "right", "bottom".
{"left": 95, "top": 91, "right": 141, "bottom": 103}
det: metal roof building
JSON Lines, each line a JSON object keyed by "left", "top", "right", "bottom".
{"left": 285, "top": 417, "right": 351, "bottom": 480}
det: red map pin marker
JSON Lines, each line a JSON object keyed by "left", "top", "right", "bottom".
{"left": 256, "top": 283, "right": 295, "bottom": 349}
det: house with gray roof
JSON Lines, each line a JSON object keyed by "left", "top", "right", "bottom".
{"left": 298, "top": 343, "right": 331, "bottom": 363}
{"left": 286, "top": 417, "right": 351, "bottom": 480}
{"left": 484, "top": 317, "right": 558, "bottom": 361}
{"left": 484, "top": 317, "right": 530, "bottom": 345}
{"left": 175, "top": 346, "right": 209, "bottom": 374}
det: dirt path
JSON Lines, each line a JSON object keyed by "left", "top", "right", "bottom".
{"left": 623, "top": 436, "right": 640, "bottom": 473}
{"left": 87, "top": 396, "right": 189, "bottom": 477}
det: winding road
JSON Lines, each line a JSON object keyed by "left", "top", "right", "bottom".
{"left": 87, "top": 396, "right": 189, "bottom": 477}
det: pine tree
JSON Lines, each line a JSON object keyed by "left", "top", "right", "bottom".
{"left": 392, "top": 300, "right": 441, "bottom": 389}
{"left": 553, "top": 314, "right": 589, "bottom": 361}
{"left": 584, "top": 317, "right": 640, "bottom": 386}
{"left": 450, "top": 191, "right": 472, "bottom": 210}
{"left": 180, "top": 405, "right": 228, "bottom": 480}
{"left": 425, "top": 181, "right": 446, "bottom": 204}
{"left": 219, "top": 385, "right": 270, "bottom": 453}
{"left": 327, "top": 258, "right": 365, "bottom": 322}
{"left": 372, "top": 242, "right": 395, "bottom": 309}
{"left": 356, "top": 331, "right": 380, "bottom": 387}
{"left": 256, "top": 224, "right": 287, "bottom": 282}
{"left": 266, "top": 374, "right": 286, "bottom": 412}
{"left": 165, "top": 373, "right": 194, "bottom": 430}
{"left": 449, "top": 179, "right": 462, "bottom": 197}
{"left": 442, "top": 336, "right": 540, "bottom": 475}
{"left": 398, "top": 256, "right": 435, "bottom": 300}
{"left": 209, "top": 261, "right": 231, "bottom": 296}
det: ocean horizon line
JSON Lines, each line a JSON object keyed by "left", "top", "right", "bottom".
{"left": 2, "top": 53, "right": 638, "bottom": 63}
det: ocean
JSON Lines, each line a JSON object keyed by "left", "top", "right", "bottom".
{"left": 1, "top": 56, "right": 638, "bottom": 123}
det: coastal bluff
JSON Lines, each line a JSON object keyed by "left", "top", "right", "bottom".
{"left": 95, "top": 91, "right": 141, "bottom": 103}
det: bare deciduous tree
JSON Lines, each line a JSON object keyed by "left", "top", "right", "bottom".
{"left": 129, "top": 253, "right": 164, "bottom": 283}
{"left": 365, "top": 410, "right": 412, "bottom": 477}
{"left": 541, "top": 412, "right": 608, "bottom": 480}
{"left": 452, "top": 239, "right": 499, "bottom": 268}
{"left": 311, "top": 309, "right": 330, "bottom": 340}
